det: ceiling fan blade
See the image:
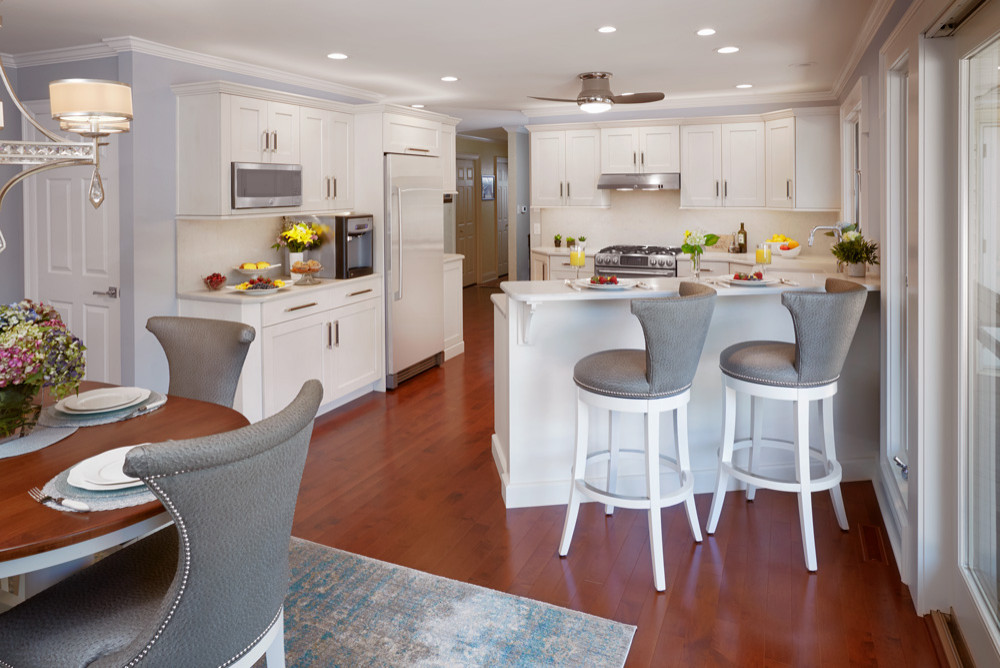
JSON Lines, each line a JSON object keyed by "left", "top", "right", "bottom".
{"left": 611, "top": 92, "right": 665, "bottom": 104}
{"left": 528, "top": 96, "right": 579, "bottom": 103}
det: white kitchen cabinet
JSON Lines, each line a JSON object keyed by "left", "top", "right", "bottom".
{"left": 300, "top": 108, "right": 353, "bottom": 210}
{"left": 677, "top": 258, "right": 730, "bottom": 278}
{"left": 530, "top": 250, "right": 548, "bottom": 280}
{"left": 441, "top": 122, "right": 457, "bottom": 192}
{"left": 530, "top": 129, "right": 607, "bottom": 207}
{"left": 230, "top": 96, "right": 299, "bottom": 164}
{"left": 383, "top": 112, "right": 442, "bottom": 156}
{"left": 327, "top": 298, "right": 380, "bottom": 398}
{"left": 443, "top": 254, "right": 464, "bottom": 359}
{"left": 764, "top": 112, "right": 840, "bottom": 211}
{"left": 681, "top": 122, "right": 765, "bottom": 208}
{"left": 261, "top": 310, "right": 333, "bottom": 414}
{"left": 529, "top": 249, "right": 594, "bottom": 280}
{"left": 600, "top": 125, "right": 679, "bottom": 174}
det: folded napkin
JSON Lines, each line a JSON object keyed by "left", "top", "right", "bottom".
{"left": 38, "top": 391, "right": 167, "bottom": 429}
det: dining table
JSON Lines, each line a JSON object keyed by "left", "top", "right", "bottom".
{"left": 0, "top": 381, "right": 250, "bottom": 595}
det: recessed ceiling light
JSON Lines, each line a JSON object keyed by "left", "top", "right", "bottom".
{"left": 441, "top": 76, "right": 459, "bottom": 82}
{"left": 696, "top": 28, "right": 716, "bottom": 36}
{"left": 717, "top": 46, "right": 740, "bottom": 54}
{"left": 597, "top": 26, "right": 617, "bottom": 33}
{"left": 736, "top": 84, "right": 753, "bottom": 89}
{"left": 411, "top": 104, "right": 425, "bottom": 108}
{"left": 326, "top": 53, "right": 348, "bottom": 60}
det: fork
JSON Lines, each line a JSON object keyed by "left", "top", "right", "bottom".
{"left": 28, "top": 487, "right": 90, "bottom": 512}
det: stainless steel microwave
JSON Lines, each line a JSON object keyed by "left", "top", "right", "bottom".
{"left": 231, "top": 162, "right": 302, "bottom": 209}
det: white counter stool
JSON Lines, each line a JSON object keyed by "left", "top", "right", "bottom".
{"left": 559, "top": 282, "right": 717, "bottom": 592}
{"left": 706, "top": 278, "right": 868, "bottom": 571}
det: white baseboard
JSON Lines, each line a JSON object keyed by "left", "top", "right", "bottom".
{"left": 444, "top": 341, "right": 465, "bottom": 361}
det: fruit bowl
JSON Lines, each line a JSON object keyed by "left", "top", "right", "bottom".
{"left": 234, "top": 262, "right": 281, "bottom": 276}
{"left": 777, "top": 245, "right": 801, "bottom": 258}
{"left": 203, "top": 273, "right": 226, "bottom": 290}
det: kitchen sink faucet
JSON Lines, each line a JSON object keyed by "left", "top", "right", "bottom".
{"left": 807, "top": 221, "right": 853, "bottom": 246}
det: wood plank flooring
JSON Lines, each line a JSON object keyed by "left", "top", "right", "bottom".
{"left": 292, "top": 285, "right": 939, "bottom": 667}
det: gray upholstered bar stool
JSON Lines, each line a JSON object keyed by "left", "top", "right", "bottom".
{"left": 559, "top": 282, "right": 716, "bottom": 592}
{"left": 706, "top": 278, "right": 868, "bottom": 571}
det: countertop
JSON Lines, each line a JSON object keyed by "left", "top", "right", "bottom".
{"left": 444, "top": 253, "right": 464, "bottom": 264}
{"left": 530, "top": 246, "right": 840, "bottom": 273}
{"left": 501, "top": 272, "right": 879, "bottom": 303}
{"left": 178, "top": 274, "right": 379, "bottom": 304}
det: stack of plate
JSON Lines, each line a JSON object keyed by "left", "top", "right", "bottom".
{"left": 67, "top": 445, "right": 146, "bottom": 491}
{"left": 55, "top": 387, "right": 151, "bottom": 416}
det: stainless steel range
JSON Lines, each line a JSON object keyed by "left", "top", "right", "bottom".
{"left": 594, "top": 245, "right": 683, "bottom": 278}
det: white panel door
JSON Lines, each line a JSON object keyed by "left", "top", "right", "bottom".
{"left": 496, "top": 157, "right": 509, "bottom": 276}
{"left": 765, "top": 118, "right": 795, "bottom": 209}
{"left": 267, "top": 102, "right": 300, "bottom": 164}
{"left": 530, "top": 131, "right": 566, "bottom": 207}
{"left": 330, "top": 299, "right": 379, "bottom": 397}
{"left": 600, "top": 127, "right": 639, "bottom": 173}
{"left": 261, "top": 312, "right": 332, "bottom": 416}
{"left": 680, "top": 124, "right": 722, "bottom": 207}
{"left": 564, "top": 129, "right": 604, "bottom": 206}
{"left": 299, "top": 108, "right": 331, "bottom": 210}
{"left": 23, "top": 103, "right": 121, "bottom": 383}
{"left": 722, "top": 122, "right": 765, "bottom": 207}
{"left": 330, "top": 111, "right": 353, "bottom": 209}
{"left": 229, "top": 95, "right": 269, "bottom": 163}
{"left": 640, "top": 126, "right": 680, "bottom": 173}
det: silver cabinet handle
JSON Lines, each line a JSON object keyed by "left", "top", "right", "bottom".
{"left": 348, "top": 288, "right": 373, "bottom": 297}
{"left": 723, "top": 181, "right": 728, "bottom": 197}
{"left": 263, "top": 130, "right": 270, "bottom": 150}
{"left": 715, "top": 181, "right": 719, "bottom": 197}
{"left": 566, "top": 182, "right": 570, "bottom": 198}
{"left": 786, "top": 179, "right": 792, "bottom": 199}
{"left": 559, "top": 182, "right": 563, "bottom": 198}
{"left": 327, "top": 322, "right": 333, "bottom": 348}
{"left": 272, "top": 131, "right": 278, "bottom": 152}
{"left": 333, "top": 177, "right": 337, "bottom": 198}
{"left": 285, "top": 302, "right": 317, "bottom": 312}
{"left": 633, "top": 151, "right": 637, "bottom": 165}
{"left": 334, "top": 320, "right": 340, "bottom": 346}
{"left": 93, "top": 286, "right": 118, "bottom": 298}
{"left": 641, "top": 152, "right": 645, "bottom": 166}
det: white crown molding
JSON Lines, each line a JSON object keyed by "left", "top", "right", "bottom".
{"left": 171, "top": 80, "right": 361, "bottom": 113}
{"left": 352, "top": 102, "right": 462, "bottom": 125}
{"left": 521, "top": 89, "right": 835, "bottom": 118}
{"left": 2, "top": 43, "right": 115, "bottom": 67}
{"left": 103, "top": 37, "right": 383, "bottom": 102}
{"left": 832, "top": 0, "right": 896, "bottom": 99}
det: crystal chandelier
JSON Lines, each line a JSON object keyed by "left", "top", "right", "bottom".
{"left": 0, "top": 20, "right": 133, "bottom": 256}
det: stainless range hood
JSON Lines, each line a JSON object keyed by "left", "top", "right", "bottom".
{"left": 597, "top": 173, "right": 680, "bottom": 191}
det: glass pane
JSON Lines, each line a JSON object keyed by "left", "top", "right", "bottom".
{"left": 967, "top": 33, "right": 1000, "bottom": 625}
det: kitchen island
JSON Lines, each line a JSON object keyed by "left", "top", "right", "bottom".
{"left": 492, "top": 273, "right": 880, "bottom": 508}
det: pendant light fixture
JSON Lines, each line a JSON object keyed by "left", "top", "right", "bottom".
{"left": 0, "top": 19, "right": 133, "bottom": 256}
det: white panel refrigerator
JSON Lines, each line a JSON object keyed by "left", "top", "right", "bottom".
{"left": 384, "top": 153, "right": 444, "bottom": 388}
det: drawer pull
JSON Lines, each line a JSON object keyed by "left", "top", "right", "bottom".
{"left": 407, "top": 147, "right": 430, "bottom": 153}
{"left": 348, "top": 288, "right": 373, "bottom": 297}
{"left": 285, "top": 302, "right": 318, "bottom": 312}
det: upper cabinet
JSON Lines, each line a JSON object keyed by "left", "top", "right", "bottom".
{"left": 229, "top": 97, "right": 300, "bottom": 164}
{"left": 383, "top": 113, "right": 443, "bottom": 156}
{"left": 530, "top": 129, "right": 607, "bottom": 207}
{"left": 600, "top": 125, "right": 679, "bottom": 174}
{"left": 764, "top": 111, "right": 839, "bottom": 211}
{"left": 300, "top": 108, "right": 353, "bottom": 210}
{"left": 680, "top": 122, "right": 765, "bottom": 208}
{"left": 441, "top": 122, "right": 457, "bottom": 192}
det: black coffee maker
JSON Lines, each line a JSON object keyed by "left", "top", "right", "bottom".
{"left": 334, "top": 214, "right": 374, "bottom": 279}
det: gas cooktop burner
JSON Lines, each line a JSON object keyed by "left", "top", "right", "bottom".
{"left": 594, "top": 245, "right": 682, "bottom": 277}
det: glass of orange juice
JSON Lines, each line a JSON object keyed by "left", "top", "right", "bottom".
{"left": 754, "top": 242, "right": 772, "bottom": 276}
{"left": 569, "top": 244, "right": 585, "bottom": 279}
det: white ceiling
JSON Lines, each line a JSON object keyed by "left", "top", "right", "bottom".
{"left": 0, "top": 0, "right": 883, "bottom": 132}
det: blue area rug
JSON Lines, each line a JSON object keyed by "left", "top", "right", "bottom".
{"left": 283, "top": 537, "right": 635, "bottom": 667}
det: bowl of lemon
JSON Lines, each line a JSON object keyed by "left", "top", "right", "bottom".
{"left": 767, "top": 234, "right": 802, "bottom": 258}
{"left": 234, "top": 261, "right": 281, "bottom": 276}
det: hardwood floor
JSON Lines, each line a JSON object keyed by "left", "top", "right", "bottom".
{"left": 293, "top": 285, "right": 939, "bottom": 667}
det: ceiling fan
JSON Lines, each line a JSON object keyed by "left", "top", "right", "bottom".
{"left": 529, "top": 72, "right": 665, "bottom": 114}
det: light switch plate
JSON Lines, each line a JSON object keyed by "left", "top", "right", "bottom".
{"left": 533, "top": 223, "right": 541, "bottom": 234}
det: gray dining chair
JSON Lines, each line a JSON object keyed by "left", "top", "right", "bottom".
{"left": 559, "top": 282, "right": 717, "bottom": 592}
{"left": 0, "top": 379, "right": 323, "bottom": 668}
{"left": 147, "top": 315, "right": 255, "bottom": 408}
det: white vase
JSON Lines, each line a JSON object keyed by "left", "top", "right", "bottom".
{"left": 846, "top": 262, "right": 866, "bottom": 278}
{"left": 288, "top": 251, "right": 305, "bottom": 282}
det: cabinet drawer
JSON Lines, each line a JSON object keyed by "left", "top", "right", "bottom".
{"left": 262, "top": 294, "right": 331, "bottom": 328}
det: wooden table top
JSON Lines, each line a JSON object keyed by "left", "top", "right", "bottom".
{"left": 0, "top": 382, "right": 250, "bottom": 563}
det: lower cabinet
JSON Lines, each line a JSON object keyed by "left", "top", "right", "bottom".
{"left": 443, "top": 255, "right": 464, "bottom": 360}
{"left": 529, "top": 249, "right": 595, "bottom": 280}
{"left": 261, "top": 297, "right": 380, "bottom": 417}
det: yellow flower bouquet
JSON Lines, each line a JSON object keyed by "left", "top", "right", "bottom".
{"left": 272, "top": 222, "right": 328, "bottom": 253}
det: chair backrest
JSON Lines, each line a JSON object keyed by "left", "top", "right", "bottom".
{"left": 781, "top": 278, "right": 868, "bottom": 384}
{"left": 147, "top": 316, "right": 255, "bottom": 407}
{"left": 630, "top": 282, "right": 717, "bottom": 395}
{"left": 100, "top": 380, "right": 322, "bottom": 667}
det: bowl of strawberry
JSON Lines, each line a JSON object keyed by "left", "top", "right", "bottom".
{"left": 732, "top": 271, "right": 764, "bottom": 281}
{"left": 590, "top": 275, "right": 619, "bottom": 285}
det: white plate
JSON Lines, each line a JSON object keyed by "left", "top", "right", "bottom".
{"left": 724, "top": 278, "right": 780, "bottom": 287}
{"left": 575, "top": 278, "right": 637, "bottom": 291}
{"left": 56, "top": 387, "right": 151, "bottom": 414}
{"left": 67, "top": 445, "right": 147, "bottom": 491}
{"left": 233, "top": 263, "right": 281, "bottom": 276}
{"left": 226, "top": 285, "right": 286, "bottom": 296}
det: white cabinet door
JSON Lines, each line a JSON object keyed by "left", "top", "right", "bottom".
{"left": 530, "top": 131, "right": 566, "bottom": 207}
{"left": 765, "top": 118, "right": 795, "bottom": 209}
{"left": 230, "top": 96, "right": 269, "bottom": 163}
{"left": 721, "top": 122, "right": 765, "bottom": 207}
{"left": 530, "top": 251, "right": 548, "bottom": 280}
{"left": 443, "top": 259, "right": 464, "bottom": 359}
{"left": 383, "top": 113, "right": 441, "bottom": 156}
{"left": 681, "top": 124, "right": 722, "bottom": 207}
{"left": 548, "top": 255, "right": 594, "bottom": 280}
{"left": 564, "top": 129, "right": 605, "bottom": 206}
{"left": 441, "top": 124, "right": 457, "bottom": 192}
{"left": 261, "top": 311, "right": 332, "bottom": 417}
{"left": 268, "top": 101, "right": 300, "bottom": 164}
{"left": 792, "top": 113, "right": 839, "bottom": 210}
{"left": 639, "top": 126, "right": 679, "bottom": 173}
{"left": 299, "top": 108, "right": 333, "bottom": 210}
{"left": 330, "top": 299, "right": 380, "bottom": 397}
{"left": 600, "top": 127, "right": 640, "bottom": 173}
{"left": 330, "top": 111, "right": 353, "bottom": 209}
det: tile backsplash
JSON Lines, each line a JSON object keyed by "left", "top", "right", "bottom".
{"left": 176, "top": 217, "right": 285, "bottom": 292}
{"left": 535, "top": 190, "right": 843, "bottom": 258}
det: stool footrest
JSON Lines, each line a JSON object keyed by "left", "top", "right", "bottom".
{"left": 576, "top": 473, "right": 695, "bottom": 510}
{"left": 724, "top": 439, "right": 842, "bottom": 493}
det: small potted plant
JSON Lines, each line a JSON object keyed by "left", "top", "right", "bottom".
{"left": 554, "top": 234, "right": 562, "bottom": 248}
{"left": 566, "top": 237, "right": 575, "bottom": 248}
{"left": 577, "top": 235, "right": 587, "bottom": 250}
{"left": 831, "top": 230, "right": 879, "bottom": 277}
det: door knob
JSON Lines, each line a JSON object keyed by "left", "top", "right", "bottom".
{"left": 92, "top": 286, "right": 118, "bottom": 298}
